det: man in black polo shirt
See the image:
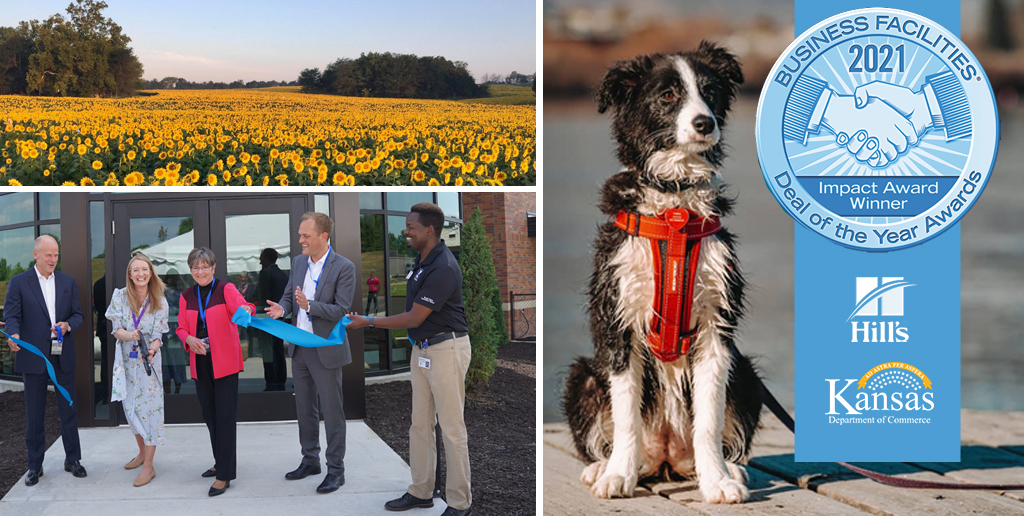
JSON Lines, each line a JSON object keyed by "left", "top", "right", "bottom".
{"left": 347, "top": 202, "right": 472, "bottom": 516}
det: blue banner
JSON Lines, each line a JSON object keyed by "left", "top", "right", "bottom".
{"left": 789, "top": 0, "right": 965, "bottom": 462}
{"left": 231, "top": 307, "right": 351, "bottom": 347}
{"left": 0, "top": 329, "right": 74, "bottom": 406}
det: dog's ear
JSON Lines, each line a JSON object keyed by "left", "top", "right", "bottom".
{"left": 697, "top": 41, "right": 744, "bottom": 91}
{"left": 596, "top": 55, "right": 653, "bottom": 114}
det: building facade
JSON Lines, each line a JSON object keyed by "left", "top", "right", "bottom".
{"left": 0, "top": 191, "right": 535, "bottom": 428}
{"left": 463, "top": 193, "right": 537, "bottom": 340}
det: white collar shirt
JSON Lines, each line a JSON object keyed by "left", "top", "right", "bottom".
{"left": 35, "top": 266, "right": 58, "bottom": 330}
{"left": 297, "top": 251, "right": 328, "bottom": 333}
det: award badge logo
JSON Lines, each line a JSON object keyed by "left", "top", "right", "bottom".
{"left": 756, "top": 7, "right": 999, "bottom": 251}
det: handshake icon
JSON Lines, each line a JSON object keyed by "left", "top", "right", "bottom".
{"left": 786, "top": 72, "right": 971, "bottom": 168}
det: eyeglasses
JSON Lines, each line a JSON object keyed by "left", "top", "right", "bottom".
{"left": 190, "top": 265, "right": 213, "bottom": 273}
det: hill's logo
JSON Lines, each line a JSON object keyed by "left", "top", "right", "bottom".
{"left": 849, "top": 276, "right": 913, "bottom": 342}
{"left": 827, "top": 362, "right": 934, "bottom": 415}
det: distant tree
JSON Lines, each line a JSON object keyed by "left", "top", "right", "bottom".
{"left": 21, "top": 0, "right": 143, "bottom": 97}
{"left": 986, "top": 0, "right": 1016, "bottom": 50}
{"left": 298, "top": 67, "right": 322, "bottom": 92}
{"left": 177, "top": 217, "right": 193, "bottom": 236}
{"left": 0, "top": 22, "right": 37, "bottom": 94}
{"left": 299, "top": 52, "right": 487, "bottom": 100}
{"left": 157, "top": 225, "right": 169, "bottom": 243}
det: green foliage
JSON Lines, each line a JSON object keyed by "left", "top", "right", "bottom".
{"left": 177, "top": 217, "right": 193, "bottom": 236}
{"left": 299, "top": 52, "right": 488, "bottom": 100}
{"left": 0, "top": 0, "right": 144, "bottom": 97}
{"left": 459, "top": 208, "right": 503, "bottom": 390}
{"left": 459, "top": 84, "right": 536, "bottom": 106}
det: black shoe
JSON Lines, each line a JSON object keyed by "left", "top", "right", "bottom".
{"left": 208, "top": 480, "right": 230, "bottom": 497}
{"left": 384, "top": 492, "right": 434, "bottom": 511}
{"left": 285, "top": 463, "right": 321, "bottom": 480}
{"left": 202, "top": 468, "right": 217, "bottom": 478}
{"left": 440, "top": 507, "right": 472, "bottom": 516}
{"left": 25, "top": 468, "right": 43, "bottom": 486}
{"left": 316, "top": 472, "right": 344, "bottom": 493}
{"left": 64, "top": 460, "right": 87, "bottom": 478}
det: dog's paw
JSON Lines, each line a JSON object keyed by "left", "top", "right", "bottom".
{"left": 726, "top": 462, "right": 749, "bottom": 485}
{"left": 590, "top": 469, "right": 638, "bottom": 498}
{"left": 580, "top": 461, "right": 607, "bottom": 486}
{"left": 700, "top": 476, "right": 749, "bottom": 504}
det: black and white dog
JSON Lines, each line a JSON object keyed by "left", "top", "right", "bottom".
{"left": 563, "top": 42, "right": 762, "bottom": 504}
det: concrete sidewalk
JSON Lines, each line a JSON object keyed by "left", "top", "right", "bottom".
{"left": 0, "top": 421, "right": 448, "bottom": 516}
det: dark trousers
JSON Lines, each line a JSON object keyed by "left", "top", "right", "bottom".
{"left": 262, "top": 335, "right": 286, "bottom": 388}
{"left": 365, "top": 291, "right": 378, "bottom": 314}
{"left": 292, "top": 345, "right": 346, "bottom": 475}
{"left": 23, "top": 353, "right": 81, "bottom": 471}
{"left": 194, "top": 352, "right": 238, "bottom": 481}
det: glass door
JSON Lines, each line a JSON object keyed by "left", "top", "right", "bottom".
{"left": 109, "top": 196, "right": 309, "bottom": 423}
{"left": 112, "top": 200, "right": 209, "bottom": 424}
{"left": 210, "top": 197, "right": 305, "bottom": 420}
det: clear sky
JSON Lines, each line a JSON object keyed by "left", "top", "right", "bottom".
{"left": 2, "top": 0, "right": 537, "bottom": 83}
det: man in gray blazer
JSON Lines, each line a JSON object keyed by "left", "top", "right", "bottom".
{"left": 266, "top": 212, "right": 355, "bottom": 494}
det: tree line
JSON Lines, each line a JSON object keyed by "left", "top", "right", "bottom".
{"left": 477, "top": 71, "right": 536, "bottom": 86}
{"left": 0, "top": 0, "right": 143, "bottom": 97}
{"left": 298, "top": 52, "right": 488, "bottom": 100}
{"left": 139, "top": 77, "right": 298, "bottom": 90}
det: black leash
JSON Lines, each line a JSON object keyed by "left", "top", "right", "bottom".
{"left": 759, "top": 379, "right": 1024, "bottom": 490}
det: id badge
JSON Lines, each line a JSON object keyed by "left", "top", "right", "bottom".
{"left": 406, "top": 270, "right": 413, "bottom": 279}
{"left": 50, "top": 341, "right": 62, "bottom": 355}
{"left": 129, "top": 350, "right": 139, "bottom": 359}
{"left": 418, "top": 356, "right": 431, "bottom": 369}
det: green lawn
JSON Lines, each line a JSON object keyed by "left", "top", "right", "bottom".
{"left": 459, "top": 84, "right": 535, "bottom": 105}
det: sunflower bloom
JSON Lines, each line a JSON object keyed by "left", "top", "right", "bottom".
{"left": 207, "top": 174, "right": 218, "bottom": 186}
{"left": 92, "top": 160, "right": 102, "bottom": 170}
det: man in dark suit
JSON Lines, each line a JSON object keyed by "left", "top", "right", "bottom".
{"left": 256, "top": 248, "right": 289, "bottom": 390}
{"left": 3, "top": 235, "right": 86, "bottom": 486}
{"left": 266, "top": 212, "right": 355, "bottom": 494}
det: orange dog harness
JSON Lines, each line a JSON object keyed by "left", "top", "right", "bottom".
{"left": 615, "top": 209, "right": 722, "bottom": 362}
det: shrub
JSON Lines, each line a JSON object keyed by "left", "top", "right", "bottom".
{"left": 460, "top": 208, "right": 503, "bottom": 390}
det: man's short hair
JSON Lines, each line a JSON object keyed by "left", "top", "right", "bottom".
{"left": 260, "top": 248, "right": 279, "bottom": 262}
{"left": 410, "top": 203, "right": 445, "bottom": 237}
{"left": 187, "top": 247, "right": 217, "bottom": 269}
{"left": 302, "top": 212, "right": 333, "bottom": 238}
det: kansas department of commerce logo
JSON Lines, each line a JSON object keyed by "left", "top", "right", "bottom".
{"left": 756, "top": 8, "right": 999, "bottom": 251}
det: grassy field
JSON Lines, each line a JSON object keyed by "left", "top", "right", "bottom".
{"left": 460, "top": 84, "right": 536, "bottom": 106}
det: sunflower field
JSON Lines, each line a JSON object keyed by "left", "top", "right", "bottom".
{"left": 0, "top": 89, "right": 535, "bottom": 187}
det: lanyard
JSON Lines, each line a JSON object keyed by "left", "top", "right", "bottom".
{"left": 198, "top": 279, "right": 216, "bottom": 325}
{"left": 132, "top": 298, "right": 150, "bottom": 330}
{"left": 305, "top": 246, "right": 331, "bottom": 320}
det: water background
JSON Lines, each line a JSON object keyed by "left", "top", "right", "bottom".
{"left": 543, "top": 97, "right": 1024, "bottom": 422}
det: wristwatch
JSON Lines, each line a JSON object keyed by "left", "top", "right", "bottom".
{"left": 368, "top": 317, "right": 375, "bottom": 329}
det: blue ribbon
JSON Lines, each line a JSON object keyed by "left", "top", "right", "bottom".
{"left": 0, "top": 328, "right": 73, "bottom": 406}
{"left": 231, "top": 307, "right": 350, "bottom": 347}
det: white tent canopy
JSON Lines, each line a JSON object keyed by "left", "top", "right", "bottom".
{"left": 141, "top": 214, "right": 291, "bottom": 277}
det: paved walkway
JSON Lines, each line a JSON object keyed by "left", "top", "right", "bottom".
{"left": 0, "top": 421, "right": 447, "bottom": 516}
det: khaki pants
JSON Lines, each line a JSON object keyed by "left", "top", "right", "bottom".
{"left": 408, "top": 334, "right": 472, "bottom": 510}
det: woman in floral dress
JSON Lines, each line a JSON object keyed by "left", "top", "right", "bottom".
{"left": 106, "top": 253, "right": 169, "bottom": 487}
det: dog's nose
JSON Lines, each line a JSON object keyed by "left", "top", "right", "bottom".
{"left": 692, "top": 115, "right": 715, "bottom": 136}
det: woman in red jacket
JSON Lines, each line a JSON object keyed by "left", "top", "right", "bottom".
{"left": 176, "top": 247, "right": 255, "bottom": 497}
